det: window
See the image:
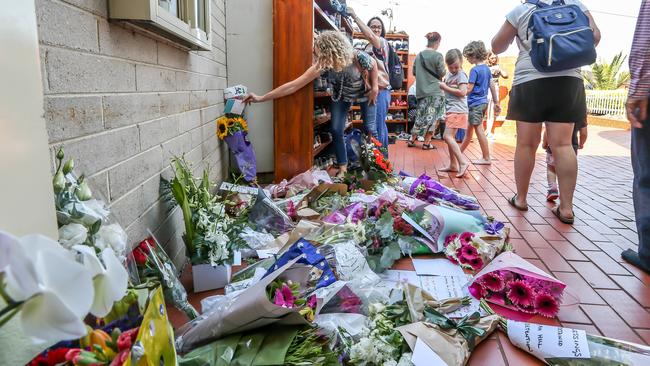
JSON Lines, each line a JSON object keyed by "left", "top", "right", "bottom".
{"left": 109, "top": 0, "right": 212, "bottom": 51}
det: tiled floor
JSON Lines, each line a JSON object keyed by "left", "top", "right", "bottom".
{"left": 389, "top": 125, "right": 649, "bottom": 364}
{"left": 171, "top": 126, "right": 648, "bottom": 365}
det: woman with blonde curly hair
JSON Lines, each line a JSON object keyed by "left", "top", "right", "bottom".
{"left": 244, "top": 31, "right": 379, "bottom": 177}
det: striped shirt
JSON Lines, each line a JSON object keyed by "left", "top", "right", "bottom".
{"left": 629, "top": 0, "right": 650, "bottom": 99}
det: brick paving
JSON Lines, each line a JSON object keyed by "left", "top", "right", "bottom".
{"left": 389, "top": 125, "right": 649, "bottom": 364}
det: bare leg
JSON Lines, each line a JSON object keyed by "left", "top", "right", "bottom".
{"left": 546, "top": 122, "right": 577, "bottom": 219}
{"left": 440, "top": 128, "right": 462, "bottom": 172}
{"left": 473, "top": 124, "right": 492, "bottom": 163}
{"left": 460, "top": 125, "right": 474, "bottom": 152}
{"left": 514, "top": 121, "right": 543, "bottom": 207}
{"left": 547, "top": 162, "right": 558, "bottom": 190}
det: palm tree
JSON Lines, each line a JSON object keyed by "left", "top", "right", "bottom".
{"left": 583, "top": 52, "right": 630, "bottom": 90}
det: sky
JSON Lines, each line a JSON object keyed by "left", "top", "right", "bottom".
{"left": 347, "top": 0, "right": 641, "bottom": 67}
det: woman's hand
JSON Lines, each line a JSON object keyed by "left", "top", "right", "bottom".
{"left": 367, "top": 87, "right": 379, "bottom": 105}
{"left": 243, "top": 93, "right": 263, "bottom": 105}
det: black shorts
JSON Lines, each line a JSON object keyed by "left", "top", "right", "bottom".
{"left": 506, "top": 76, "right": 586, "bottom": 123}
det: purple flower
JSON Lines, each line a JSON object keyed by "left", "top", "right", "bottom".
{"left": 274, "top": 284, "right": 296, "bottom": 308}
{"left": 484, "top": 220, "right": 505, "bottom": 235}
{"left": 306, "top": 295, "right": 317, "bottom": 309}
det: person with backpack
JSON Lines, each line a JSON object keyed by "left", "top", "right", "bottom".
{"left": 348, "top": 9, "right": 403, "bottom": 152}
{"left": 407, "top": 32, "right": 446, "bottom": 150}
{"left": 492, "top": 0, "right": 600, "bottom": 224}
{"left": 621, "top": 0, "right": 650, "bottom": 274}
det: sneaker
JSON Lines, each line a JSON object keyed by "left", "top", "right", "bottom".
{"left": 546, "top": 188, "right": 559, "bottom": 202}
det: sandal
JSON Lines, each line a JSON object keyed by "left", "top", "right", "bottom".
{"left": 508, "top": 194, "right": 529, "bottom": 211}
{"left": 422, "top": 143, "right": 436, "bottom": 150}
{"left": 553, "top": 207, "right": 574, "bottom": 225}
{"left": 407, "top": 141, "right": 417, "bottom": 148}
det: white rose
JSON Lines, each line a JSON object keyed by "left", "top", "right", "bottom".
{"left": 58, "top": 223, "right": 88, "bottom": 249}
{"left": 94, "top": 224, "right": 127, "bottom": 256}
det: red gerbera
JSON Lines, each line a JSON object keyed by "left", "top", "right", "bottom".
{"left": 469, "top": 282, "right": 487, "bottom": 299}
{"left": 480, "top": 272, "right": 505, "bottom": 292}
{"left": 468, "top": 256, "right": 484, "bottom": 270}
{"left": 444, "top": 233, "right": 459, "bottom": 247}
{"left": 507, "top": 280, "right": 535, "bottom": 307}
{"left": 459, "top": 232, "right": 475, "bottom": 245}
{"left": 458, "top": 244, "right": 479, "bottom": 259}
{"left": 534, "top": 292, "right": 560, "bottom": 318}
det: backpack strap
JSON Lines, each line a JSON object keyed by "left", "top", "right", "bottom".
{"left": 526, "top": 0, "right": 565, "bottom": 7}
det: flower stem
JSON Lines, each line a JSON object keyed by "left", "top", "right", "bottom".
{"left": 0, "top": 303, "right": 22, "bottom": 328}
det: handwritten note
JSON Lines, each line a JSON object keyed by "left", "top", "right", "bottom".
{"left": 507, "top": 320, "right": 591, "bottom": 360}
{"left": 219, "top": 182, "right": 270, "bottom": 196}
{"left": 412, "top": 258, "right": 466, "bottom": 277}
{"left": 382, "top": 270, "right": 420, "bottom": 286}
{"left": 419, "top": 275, "right": 483, "bottom": 318}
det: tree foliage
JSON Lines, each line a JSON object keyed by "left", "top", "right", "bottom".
{"left": 583, "top": 52, "right": 630, "bottom": 90}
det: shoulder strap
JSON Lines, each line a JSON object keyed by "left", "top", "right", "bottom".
{"left": 419, "top": 53, "right": 440, "bottom": 80}
{"left": 526, "top": 0, "right": 565, "bottom": 8}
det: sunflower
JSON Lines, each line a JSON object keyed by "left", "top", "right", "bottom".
{"left": 216, "top": 117, "right": 229, "bottom": 140}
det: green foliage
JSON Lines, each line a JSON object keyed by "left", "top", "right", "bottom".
{"left": 583, "top": 52, "right": 630, "bottom": 90}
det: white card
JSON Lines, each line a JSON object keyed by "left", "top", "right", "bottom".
{"left": 418, "top": 275, "right": 483, "bottom": 318}
{"left": 233, "top": 250, "right": 242, "bottom": 266}
{"left": 256, "top": 248, "right": 279, "bottom": 259}
{"left": 412, "top": 258, "right": 466, "bottom": 277}
{"left": 507, "top": 320, "right": 591, "bottom": 360}
{"left": 219, "top": 182, "right": 270, "bottom": 196}
{"left": 382, "top": 270, "right": 420, "bottom": 286}
{"left": 411, "top": 338, "right": 448, "bottom": 366}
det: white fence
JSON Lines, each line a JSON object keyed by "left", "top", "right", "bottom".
{"left": 585, "top": 89, "right": 627, "bottom": 117}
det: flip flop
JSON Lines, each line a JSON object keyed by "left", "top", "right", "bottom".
{"left": 422, "top": 143, "right": 436, "bottom": 150}
{"left": 508, "top": 194, "right": 528, "bottom": 211}
{"left": 553, "top": 207, "right": 574, "bottom": 224}
{"left": 407, "top": 141, "right": 417, "bottom": 148}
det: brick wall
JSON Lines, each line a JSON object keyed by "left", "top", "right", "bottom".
{"left": 36, "top": 0, "right": 228, "bottom": 267}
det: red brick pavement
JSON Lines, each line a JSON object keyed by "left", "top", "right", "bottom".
{"left": 389, "top": 126, "right": 648, "bottom": 364}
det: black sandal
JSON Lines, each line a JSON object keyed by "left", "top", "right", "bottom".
{"left": 508, "top": 194, "right": 528, "bottom": 211}
{"left": 422, "top": 143, "right": 436, "bottom": 150}
{"left": 553, "top": 207, "right": 575, "bottom": 224}
{"left": 407, "top": 141, "right": 416, "bottom": 148}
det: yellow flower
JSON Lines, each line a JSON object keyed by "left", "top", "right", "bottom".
{"left": 216, "top": 117, "right": 229, "bottom": 140}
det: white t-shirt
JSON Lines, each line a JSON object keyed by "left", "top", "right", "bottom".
{"left": 506, "top": 0, "right": 588, "bottom": 86}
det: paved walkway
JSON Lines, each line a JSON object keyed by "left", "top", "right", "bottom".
{"left": 389, "top": 126, "right": 650, "bottom": 365}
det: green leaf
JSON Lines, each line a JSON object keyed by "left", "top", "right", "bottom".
{"left": 90, "top": 219, "right": 102, "bottom": 235}
{"left": 379, "top": 242, "right": 402, "bottom": 271}
{"left": 377, "top": 211, "right": 394, "bottom": 239}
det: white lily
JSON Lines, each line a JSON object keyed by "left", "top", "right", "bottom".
{"left": 0, "top": 231, "right": 94, "bottom": 344}
{"left": 71, "top": 245, "right": 129, "bottom": 317}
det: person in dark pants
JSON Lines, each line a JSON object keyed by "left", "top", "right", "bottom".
{"left": 622, "top": 0, "right": 650, "bottom": 274}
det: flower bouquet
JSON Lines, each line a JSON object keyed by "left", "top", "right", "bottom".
{"left": 178, "top": 325, "right": 339, "bottom": 366}
{"left": 397, "top": 308, "right": 500, "bottom": 366}
{"left": 406, "top": 174, "right": 481, "bottom": 211}
{"left": 482, "top": 304, "right": 650, "bottom": 365}
{"left": 348, "top": 302, "right": 413, "bottom": 366}
{"left": 53, "top": 148, "right": 128, "bottom": 261}
{"left": 129, "top": 236, "right": 199, "bottom": 320}
{"left": 356, "top": 135, "right": 394, "bottom": 181}
{"left": 417, "top": 203, "right": 485, "bottom": 253}
{"left": 166, "top": 156, "right": 249, "bottom": 291}
{"left": 175, "top": 240, "right": 334, "bottom": 353}
{"left": 443, "top": 230, "right": 511, "bottom": 272}
{"left": 468, "top": 252, "right": 568, "bottom": 319}
{"left": 216, "top": 114, "right": 257, "bottom": 182}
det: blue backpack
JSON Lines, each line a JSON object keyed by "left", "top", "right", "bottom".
{"left": 526, "top": 0, "right": 597, "bottom": 72}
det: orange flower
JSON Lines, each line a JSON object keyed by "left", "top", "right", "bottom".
{"left": 370, "top": 137, "right": 382, "bottom": 147}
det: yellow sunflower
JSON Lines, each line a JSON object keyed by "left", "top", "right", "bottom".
{"left": 216, "top": 117, "right": 229, "bottom": 140}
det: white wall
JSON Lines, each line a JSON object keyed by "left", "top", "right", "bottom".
{"left": 0, "top": 0, "right": 58, "bottom": 239}
{"left": 225, "top": 0, "right": 274, "bottom": 172}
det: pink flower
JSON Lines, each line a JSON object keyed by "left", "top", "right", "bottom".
{"left": 306, "top": 295, "right": 317, "bottom": 309}
{"left": 65, "top": 349, "right": 82, "bottom": 364}
{"left": 459, "top": 232, "right": 475, "bottom": 245}
{"left": 481, "top": 272, "right": 505, "bottom": 292}
{"left": 457, "top": 250, "right": 470, "bottom": 264}
{"left": 534, "top": 293, "right": 560, "bottom": 318}
{"left": 468, "top": 256, "right": 484, "bottom": 270}
{"left": 507, "top": 280, "right": 535, "bottom": 307}
{"left": 469, "top": 282, "right": 487, "bottom": 299}
{"left": 458, "top": 244, "right": 479, "bottom": 260}
{"left": 444, "top": 233, "right": 459, "bottom": 247}
{"left": 274, "top": 284, "right": 296, "bottom": 308}
{"left": 286, "top": 201, "right": 297, "bottom": 220}
{"left": 117, "top": 327, "right": 139, "bottom": 351}
{"left": 447, "top": 255, "right": 459, "bottom": 265}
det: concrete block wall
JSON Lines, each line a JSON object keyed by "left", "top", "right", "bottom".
{"left": 36, "top": 0, "right": 229, "bottom": 268}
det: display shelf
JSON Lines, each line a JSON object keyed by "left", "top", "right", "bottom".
{"left": 314, "top": 113, "right": 331, "bottom": 127}
{"left": 314, "top": 2, "right": 337, "bottom": 31}
{"left": 314, "top": 90, "right": 331, "bottom": 98}
{"left": 313, "top": 139, "right": 332, "bottom": 156}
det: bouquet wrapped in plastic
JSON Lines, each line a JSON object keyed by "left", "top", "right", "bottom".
{"left": 175, "top": 240, "right": 335, "bottom": 353}
{"left": 405, "top": 174, "right": 481, "bottom": 211}
{"left": 129, "top": 236, "right": 199, "bottom": 320}
{"left": 443, "top": 230, "right": 511, "bottom": 272}
{"left": 469, "top": 252, "right": 572, "bottom": 319}
{"left": 216, "top": 114, "right": 257, "bottom": 182}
